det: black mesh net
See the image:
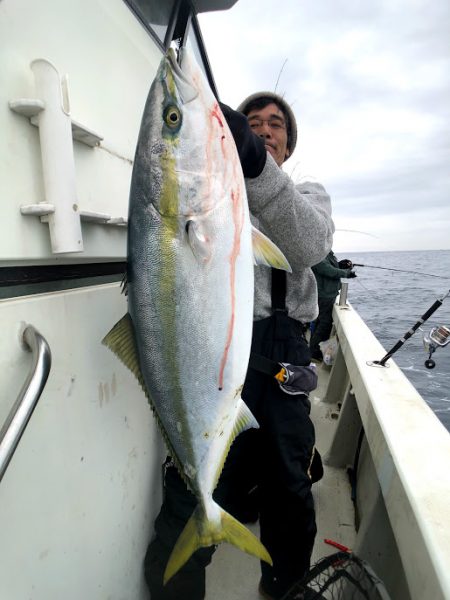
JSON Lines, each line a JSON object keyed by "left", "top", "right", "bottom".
{"left": 281, "top": 552, "right": 392, "bottom": 600}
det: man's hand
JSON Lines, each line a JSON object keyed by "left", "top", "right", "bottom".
{"left": 347, "top": 270, "right": 357, "bottom": 278}
{"left": 219, "top": 102, "right": 267, "bottom": 178}
{"left": 338, "top": 259, "right": 353, "bottom": 269}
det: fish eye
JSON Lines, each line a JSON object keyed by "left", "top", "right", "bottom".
{"left": 164, "top": 105, "right": 181, "bottom": 129}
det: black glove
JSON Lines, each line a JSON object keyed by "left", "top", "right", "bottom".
{"left": 339, "top": 259, "right": 353, "bottom": 269}
{"left": 347, "top": 270, "right": 357, "bottom": 278}
{"left": 219, "top": 102, "right": 267, "bottom": 178}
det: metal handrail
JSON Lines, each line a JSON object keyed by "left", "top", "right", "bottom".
{"left": 0, "top": 325, "right": 52, "bottom": 483}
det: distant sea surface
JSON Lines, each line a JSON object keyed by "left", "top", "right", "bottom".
{"left": 336, "top": 249, "right": 450, "bottom": 431}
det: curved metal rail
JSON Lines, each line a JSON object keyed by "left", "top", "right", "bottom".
{"left": 0, "top": 325, "right": 52, "bottom": 483}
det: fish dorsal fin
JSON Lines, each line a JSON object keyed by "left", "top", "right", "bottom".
{"left": 102, "top": 314, "right": 188, "bottom": 485}
{"left": 213, "top": 399, "right": 259, "bottom": 488}
{"left": 252, "top": 226, "right": 292, "bottom": 272}
{"left": 102, "top": 313, "right": 142, "bottom": 383}
{"left": 186, "top": 219, "right": 212, "bottom": 263}
{"left": 121, "top": 271, "right": 128, "bottom": 296}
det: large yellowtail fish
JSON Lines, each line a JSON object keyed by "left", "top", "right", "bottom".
{"left": 103, "top": 47, "right": 290, "bottom": 583}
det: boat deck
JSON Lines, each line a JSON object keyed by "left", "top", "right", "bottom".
{"left": 205, "top": 362, "right": 356, "bottom": 599}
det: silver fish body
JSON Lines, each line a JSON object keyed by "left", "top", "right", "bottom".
{"left": 104, "top": 47, "right": 289, "bottom": 582}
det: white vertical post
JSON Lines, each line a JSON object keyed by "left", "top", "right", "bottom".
{"left": 31, "top": 59, "right": 83, "bottom": 253}
{"left": 339, "top": 281, "right": 349, "bottom": 306}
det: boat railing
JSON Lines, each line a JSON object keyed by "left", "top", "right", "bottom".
{"left": 322, "top": 297, "right": 450, "bottom": 600}
{"left": 0, "top": 325, "right": 51, "bottom": 483}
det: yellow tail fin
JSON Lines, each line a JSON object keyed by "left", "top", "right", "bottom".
{"left": 163, "top": 503, "right": 272, "bottom": 584}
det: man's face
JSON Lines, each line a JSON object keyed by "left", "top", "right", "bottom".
{"left": 246, "top": 102, "right": 290, "bottom": 166}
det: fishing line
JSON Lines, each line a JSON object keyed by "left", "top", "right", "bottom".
{"left": 274, "top": 58, "right": 288, "bottom": 93}
{"left": 288, "top": 161, "right": 302, "bottom": 182}
{"left": 337, "top": 229, "right": 378, "bottom": 238}
{"left": 353, "top": 276, "right": 371, "bottom": 293}
{"left": 353, "top": 263, "right": 450, "bottom": 280}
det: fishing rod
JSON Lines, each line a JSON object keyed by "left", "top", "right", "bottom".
{"left": 370, "top": 289, "right": 450, "bottom": 368}
{"left": 353, "top": 263, "right": 450, "bottom": 280}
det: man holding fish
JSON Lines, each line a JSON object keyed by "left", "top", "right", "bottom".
{"left": 215, "top": 94, "right": 333, "bottom": 600}
{"left": 104, "top": 48, "right": 333, "bottom": 600}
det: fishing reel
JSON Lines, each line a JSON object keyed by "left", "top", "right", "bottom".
{"left": 423, "top": 325, "right": 450, "bottom": 369}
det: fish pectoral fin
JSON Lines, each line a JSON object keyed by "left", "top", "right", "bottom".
{"left": 163, "top": 503, "right": 272, "bottom": 584}
{"left": 102, "top": 313, "right": 144, "bottom": 385}
{"left": 252, "top": 226, "right": 292, "bottom": 272}
{"left": 186, "top": 219, "right": 212, "bottom": 263}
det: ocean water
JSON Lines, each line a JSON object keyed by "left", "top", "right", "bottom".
{"left": 336, "top": 249, "right": 450, "bottom": 431}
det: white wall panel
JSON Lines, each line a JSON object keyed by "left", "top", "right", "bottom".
{"left": 0, "top": 284, "right": 164, "bottom": 599}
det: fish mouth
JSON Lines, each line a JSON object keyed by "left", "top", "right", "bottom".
{"left": 166, "top": 48, "right": 198, "bottom": 104}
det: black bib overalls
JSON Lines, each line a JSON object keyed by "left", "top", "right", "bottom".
{"left": 145, "top": 271, "right": 319, "bottom": 600}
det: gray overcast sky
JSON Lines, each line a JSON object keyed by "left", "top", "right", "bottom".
{"left": 198, "top": 0, "right": 450, "bottom": 252}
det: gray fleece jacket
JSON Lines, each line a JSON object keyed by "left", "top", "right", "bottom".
{"left": 246, "top": 153, "right": 334, "bottom": 323}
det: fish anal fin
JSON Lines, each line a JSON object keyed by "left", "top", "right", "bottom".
{"left": 212, "top": 399, "right": 259, "bottom": 489}
{"left": 233, "top": 398, "right": 259, "bottom": 437}
{"left": 252, "top": 226, "right": 292, "bottom": 272}
{"left": 163, "top": 503, "right": 272, "bottom": 584}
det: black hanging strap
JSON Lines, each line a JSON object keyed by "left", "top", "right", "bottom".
{"left": 271, "top": 267, "right": 287, "bottom": 311}
{"left": 248, "top": 352, "right": 282, "bottom": 377}
{"left": 249, "top": 268, "right": 288, "bottom": 377}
